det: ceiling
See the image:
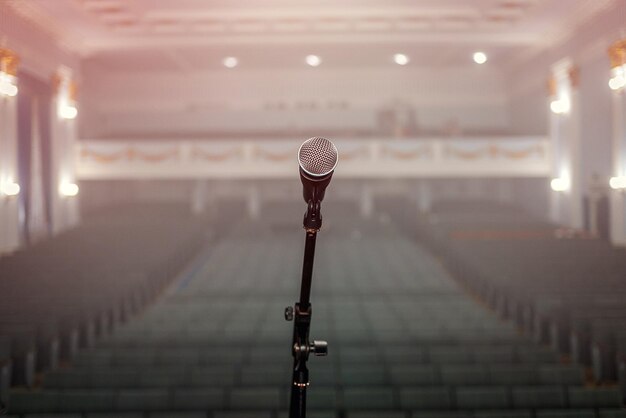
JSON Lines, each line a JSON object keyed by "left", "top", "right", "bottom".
{"left": 5, "top": 0, "right": 616, "bottom": 71}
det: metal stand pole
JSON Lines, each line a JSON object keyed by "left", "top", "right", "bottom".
{"left": 286, "top": 203, "right": 328, "bottom": 418}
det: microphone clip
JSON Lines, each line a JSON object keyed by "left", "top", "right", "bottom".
{"left": 303, "top": 199, "right": 322, "bottom": 231}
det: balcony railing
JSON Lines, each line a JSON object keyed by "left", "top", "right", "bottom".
{"left": 76, "top": 137, "right": 550, "bottom": 179}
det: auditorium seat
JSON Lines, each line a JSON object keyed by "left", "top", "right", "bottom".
{"left": 510, "top": 385, "right": 566, "bottom": 408}
{"left": 415, "top": 200, "right": 626, "bottom": 393}
{"left": 455, "top": 386, "right": 510, "bottom": 409}
{"left": 534, "top": 411, "right": 596, "bottom": 418}
{"left": 473, "top": 412, "right": 532, "bottom": 418}
{"left": 399, "top": 387, "right": 452, "bottom": 409}
{"left": 5, "top": 212, "right": 626, "bottom": 417}
{"left": 568, "top": 387, "right": 624, "bottom": 408}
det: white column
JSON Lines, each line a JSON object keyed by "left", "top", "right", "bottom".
{"left": 548, "top": 61, "right": 583, "bottom": 229}
{"left": 50, "top": 71, "right": 80, "bottom": 235}
{"left": 0, "top": 93, "right": 21, "bottom": 254}
{"left": 28, "top": 98, "right": 48, "bottom": 242}
{"left": 610, "top": 85, "right": 626, "bottom": 245}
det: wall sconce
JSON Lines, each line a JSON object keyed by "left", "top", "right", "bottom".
{"left": 609, "top": 176, "right": 626, "bottom": 190}
{"left": 59, "top": 182, "right": 79, "bottom": 197}
{"left": 548, "top": 61, "right": 576, "bottom": 115}
{"left": 550, "top": 177, "right": 570, "bottom": 192}
{"left": 550, "top": 97, "right": 571, "bottom": 114}
{"left": 53, "top": 69, "right": 78, "bottom": 120}
{"left": 1, "top": 180, "right": 20, "bottom": 197}
{"left": 58, "top": 104, "right": 78, "bottom": 120}
{"left": 608, "top": 39, "right": 626, "bottom": 91}
{"left": 0, "top": 48, "right": 19, "bottom": 97}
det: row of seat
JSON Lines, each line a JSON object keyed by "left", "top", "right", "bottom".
{"left": 414, "top": 200, "right": 626, "bottom": 398}
{"left": 7, "top": 212, "right": 625, "bottom": 416}
{"left": 0, "top": 205, "right": 208, "bottom": 408}
{"left": 4, "top": 408, "right": 626, "bottom": 418}
{"left": 42, "top": 363, "right": 586, "bottom": 388}
{"left": 7, "top": 384, "right": 625, "bottom": 413}
{"left": 64, "top": 344, "right": 559, "bottom": 367}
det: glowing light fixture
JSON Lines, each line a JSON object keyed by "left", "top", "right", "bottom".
{"left": 473, "top": 51, "right": 487, "bottom": 64}
{"left": 609, "top": 176, "right": 626, "bottom": 190}
{"left": 1, "top": 181, "right": 20, "bottom": 197}
{"left": 393, "top": 53, "right": 409, "bottom": 66}
{"left": 0, "top": 48, "right": 19, "bottom": 97}
{"left": 54, "top": 69, "right": 79, "bottom": 120}
{"left": 223, "top": 56, "right": 238, "bottom": 68}
{"left": 59, "top": 104, "right": 78, "bottom": 120}
{"left": 550, "top": 97, "right": 571, "bottom": 114}
{"left": 550, "top": 177, "right": 570, "bottom": 192}
{"left": 608, "top": 66, "right": 625, "bottom": 91}
{"left": 608, "top": 40, "right": 626, "bottom": 91}
{"left": 306, "top": 54, "right": 321, "bottom": 67}
{"left": 59, "top": 182, "right": 79, "bottom": 197}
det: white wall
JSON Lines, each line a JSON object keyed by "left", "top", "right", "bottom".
{"left": 80, "top": 64, "right": 509, "bottom": 138}
{"left": 507, "top": 1, "right": 624, "bottom": 194}
{"left": 0, "top": 3, "right": 82, "bottom": 250}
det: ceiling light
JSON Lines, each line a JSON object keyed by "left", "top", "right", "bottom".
{"left": 223, "top": 56, "right": 238, "bottom": 69}
{"left": 306, "top": 55, "right": 321, "bottom": 67}
{"left": 393, "top": 53, "right": 410, "bottom": 66}
{"left": 473, "top": 51, "right": 487, "bottom": 64}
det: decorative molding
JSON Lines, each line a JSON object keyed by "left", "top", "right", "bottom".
{"left": 608, "top": 39, "right": 626, "bottom": 69}
{"left": 75, "top": 137, "right": 550, "bottom": 179}
{"left": 0, "top": 48, "right": 20, "bottom": 76}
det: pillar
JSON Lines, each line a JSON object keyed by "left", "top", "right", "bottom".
{"left": 0, "top": 48, "right": 21, "bottom": 254}
{"left": 548, "top": 59, "right": 583, "bottom": 229}
{"left": 50, "top": 68, "right": 80, "bottom": 235}
{"left": 609, "top": 40, "right": 626, "bottom": 245}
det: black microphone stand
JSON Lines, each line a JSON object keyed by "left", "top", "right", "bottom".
{"left": 285, "top": 194, "right": 328, "bottom": 418}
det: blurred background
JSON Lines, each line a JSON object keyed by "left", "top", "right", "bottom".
{"left": 1, "top": 0, "right": 626, "bottom": 417}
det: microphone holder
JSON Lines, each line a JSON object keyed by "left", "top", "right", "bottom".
{"left": 285, "top": 197, "right": 328, "bottom": 418}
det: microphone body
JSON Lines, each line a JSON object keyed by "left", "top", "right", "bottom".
{"left": 288, "top": 137, "right": 337, "bottom": 418}
{"left": 297, "top": 137, "right": 338, "bottom": 230}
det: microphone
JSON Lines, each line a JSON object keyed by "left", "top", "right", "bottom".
{"left": 298, "top": 137, "right": 338, "bottom": 230}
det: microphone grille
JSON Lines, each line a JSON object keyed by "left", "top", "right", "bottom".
{"left": 298, "top": 137, "right": 338, "bottom": 177}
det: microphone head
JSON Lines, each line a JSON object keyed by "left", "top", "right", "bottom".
{"left": 298, "top": 137, "right": 338, "bottom": 179}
